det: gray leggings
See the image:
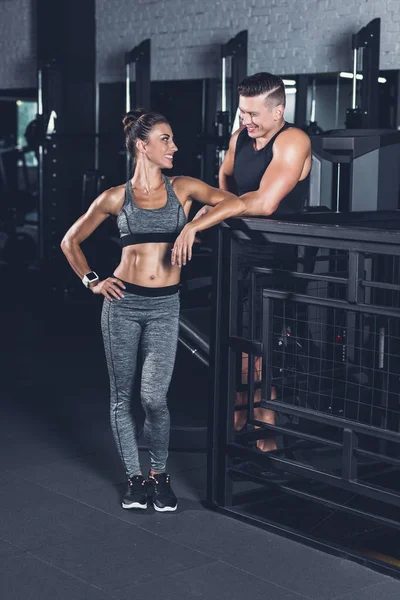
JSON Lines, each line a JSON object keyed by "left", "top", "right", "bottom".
{"left": 101, "top": 285, "right": 180, "bottom": 477}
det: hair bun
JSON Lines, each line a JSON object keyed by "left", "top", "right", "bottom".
{"left": 122, "top": 108, "right": 146, "bottom": 130}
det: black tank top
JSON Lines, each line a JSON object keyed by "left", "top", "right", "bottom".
{"left": 233, "top": 122, "right": 309, "bottom": 271}
{"left": 233, "top": 122, "right": 309, "bottom": 216}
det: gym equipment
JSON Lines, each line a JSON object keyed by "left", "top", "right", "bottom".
{"left": 0, "top": 145, "right": 18, "bottom": 197}
{"left": 209, "top": 211, "right": 400, "bottom": 556}
{"left": 216, "top": 30, "right": 248, "bottom": 170}
{"left": 124, "top": 39, "right": 151, "bottom": 179}
{"left": 0, "top": 143, "right": 38, "bottom": 267}
{"left": 302, "top": 77, "right": 324, "bottom": 135}
{"left": 81, "top": 170, "right": 107, "bottom": 212}
{"left": 346, "top": 18, "right": 380, "bottom": 129}
{"left": 309, "top": 128, "right": 400, "bottom": 212}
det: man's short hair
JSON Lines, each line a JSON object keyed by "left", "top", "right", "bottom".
{"left": 238, "top": 72, "right": 286, "bottom": 108}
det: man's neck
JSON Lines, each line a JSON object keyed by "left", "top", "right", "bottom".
{"left": 253, "top": 119, "right": 285, "bottom": 151}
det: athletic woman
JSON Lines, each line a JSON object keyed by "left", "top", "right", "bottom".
{"left": 61, "top": 109, "right": 245, "bottom": 511}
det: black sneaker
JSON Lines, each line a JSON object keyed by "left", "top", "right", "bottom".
{"left": 148, "top": 472, "right": 178, "bottom": 512}
{"left": 122, "top": 475, "right": 147, "bottom": 509}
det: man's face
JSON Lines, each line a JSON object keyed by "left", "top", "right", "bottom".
{"left": 238, "top": 94, "right": 284, "bottom": 138}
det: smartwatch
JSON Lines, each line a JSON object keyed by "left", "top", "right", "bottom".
{"left": 82, "top": 271, "right": 99, "bottom": 288}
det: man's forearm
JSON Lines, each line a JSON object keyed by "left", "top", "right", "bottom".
{"left": 240, "top": 191, "right": 278, "bottom": 217}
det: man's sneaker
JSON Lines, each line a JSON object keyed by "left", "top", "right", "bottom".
{"left": 122, "top": 475, "right": 147, "bottom": 509}
{"left": 147, "top": 472, "right": 178, "bottom": 512}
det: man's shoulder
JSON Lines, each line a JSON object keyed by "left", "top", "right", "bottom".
{"left": 279, "top": 125, "right": 310, "bottom": 145}
{"left": 274, "top": 126, "right": 311, "bottom": 153}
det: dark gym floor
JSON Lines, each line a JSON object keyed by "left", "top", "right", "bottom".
{"left": 2, "top": 269, "right": 400, "bottom": 600}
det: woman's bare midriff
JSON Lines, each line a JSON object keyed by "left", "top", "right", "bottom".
{"left": 113, "top": 242, "right": 181, "bottom": 287}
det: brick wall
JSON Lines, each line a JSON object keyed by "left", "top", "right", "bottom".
{"left": 96, "top": 0, "right": 400, "bottom": 82}
{"left": 1, "top": 0, "right": 399, "bottom": 89}
{"left": 0, "top": 0, "right": 36, "bottom": 89}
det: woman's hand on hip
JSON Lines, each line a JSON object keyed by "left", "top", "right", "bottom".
{"left": 171, "top": 223, "right": 197, "bottom": 267}
{"left": 91, "top": 277, "right": 126, "bottom": 300}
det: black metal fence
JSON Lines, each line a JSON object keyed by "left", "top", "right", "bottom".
{"left": 209, "top": 212, "right": 400, "bottom": 536}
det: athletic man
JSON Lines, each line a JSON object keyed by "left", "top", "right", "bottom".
{"left": 197, "top": 72, "right": 311, "bottom": 450}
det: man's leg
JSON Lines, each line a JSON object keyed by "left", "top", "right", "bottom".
{"left": 235, "top": 353, "right": 277, "bottom": 451}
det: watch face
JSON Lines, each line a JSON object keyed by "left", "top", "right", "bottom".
{"left": 86, "top": 272, "right": 98, "bottom": 281}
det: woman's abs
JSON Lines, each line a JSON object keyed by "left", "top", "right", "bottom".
{"left": 113, "top": 242, "right": 181, "bottom": 287}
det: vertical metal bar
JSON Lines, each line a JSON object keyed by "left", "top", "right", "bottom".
{"left": 378, "top": 325, "right": 385, "bottom": 370}
{"left": 199, "top": 79, "right": 206, "bottom": 180}
{"left": 208, "top": 226, "right": 224, "bottom": 506}
{"left": 262, "top": 292, "right": 272, "bottom": 413}
{"left": 335, "top": 73, "right": 340, "bottom": 129}
{"left": 348, "top": 251, "right": 363, "bottom": 305}
{"left": 94, "top": 81, "right": 99, "bottom": 171}
{"left": 347, "top": 252, "right": 364, "bottom": 365}
{"left": 223, "top": 232, "right": 239, "bottom": 507}
{"left": 247, "top": 269, "right": 257, "bottom": 422}
{"left": 336, "top": 163, "right": 341, "bottom": 213}
{"left": 125, "top": 63, "right": 131, "bottom": 113}
{"left": 310, "top": 78, "right": 316, "bottom": 123}
{"left": 212, "top": 228, "right": 236, "bottom": 508}
{"left": 125, "top": 62, "right": 131, "bottom": 180}
{"left": 37, "top": 68, "right": 43, "bottom": 115}
{"left": 221, "top": 57, "right": 227, "bottom": 113}
{"left": 37, "top": 67, "right": 44, "bottom": 263}
{"left": 342, "top": 428, "right": 358, "bottom": 481}
{"left": 352, "top": 48, "right": 358, "bottom": 109}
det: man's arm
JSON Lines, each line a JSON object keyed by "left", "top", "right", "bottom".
{"left": 218, "top": 128, "right": 242, "bottom": 193}
{"left": 241, "top": 128, "right": 311, "bottom": 216}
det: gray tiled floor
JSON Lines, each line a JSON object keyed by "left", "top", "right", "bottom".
{"left": 1, "top": 295, "right": 400, "bottom": 600}
{"left": 1, "top": 417, "right": 399, "bottom": 600}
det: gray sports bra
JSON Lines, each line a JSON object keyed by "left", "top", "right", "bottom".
{"left": 117, "top": 175, "right": 187, "bottom": 248}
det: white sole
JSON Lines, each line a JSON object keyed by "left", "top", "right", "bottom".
{"left": 153, "top": 503, "right": 178, "bottom": 512}
{"left": 122, "top": 501, "right": 147, "bottom": 509}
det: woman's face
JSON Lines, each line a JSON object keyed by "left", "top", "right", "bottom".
{"left": 142, "top": 123, "right": 178, "bottom": 169}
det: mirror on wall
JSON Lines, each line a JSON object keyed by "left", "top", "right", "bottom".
{"left": 280, "top": 70, "right": 400, "bottom": 131}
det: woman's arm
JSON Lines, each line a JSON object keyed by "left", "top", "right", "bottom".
{"left": 60, "top": 188, "right": 126, "bottom": 300}
{"left": 171, "top": 178, "right": 245, "bottom": 267}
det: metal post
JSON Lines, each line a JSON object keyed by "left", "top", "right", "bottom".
{"left": 125, "top": 62, "right": 131, "bottom": 114}
{"left": 335, "top": 73, "right": 340, "bottom": 129}
{"left": 125, "top": 62, "right": 131, "bottom": 180}
{"left": 352, "top": 48, "right": 358, "bottom": 109}
{"left": 336, "top": 163, "right": 341, "bottom": 213}
{"left": 95, "top": 81, "right": 100, "bottom": 172}
{"left": 124, "top": 40, "right": 151, "bottom": 180}
{"left": 221, "top": 57, "right": 227, "bottom": 113}
{"left": 37, "top": 67, "right": 45, "bottom": 263}
{"left": 310, "top": 78, "right": 316, "bottom": 123}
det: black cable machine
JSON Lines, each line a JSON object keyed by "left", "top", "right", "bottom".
{"left": 215, "top": 30, "right": 248, "bottom": 173}
{"left": 178, "top": 30, "right": 248, "bottom": 369}
{"left": 174, "top": 32, "right": 247, "bottom": 450}
{"left": 124, "top": 39, "right": 151, "bottom": 179}
{"left": 309, "top": 128, "right": 400, "bottom": 212}
{"left": 346, "top": 18, "right": 380, "bottom": 129}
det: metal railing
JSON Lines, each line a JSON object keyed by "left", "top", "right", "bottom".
{"left": 209, "top": 212, "right": 400, "bottom": 536}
